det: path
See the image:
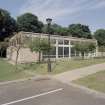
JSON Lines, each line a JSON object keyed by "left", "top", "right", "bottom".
{"left": 54, "top": 63, "right": 105, "bottom": 82}
{"left": 0, "top": 79, "right": 105, "bottom": 105}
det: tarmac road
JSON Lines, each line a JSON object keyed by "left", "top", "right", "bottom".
{"left": 0, "top": 78, "right": 105, "bottom": 105}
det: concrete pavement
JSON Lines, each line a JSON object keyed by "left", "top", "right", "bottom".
{"left": 0, "top": 79, "right": 105, "bottom": 105}
{"left": 54, "top": 63, "right": 105, "bottom": 82}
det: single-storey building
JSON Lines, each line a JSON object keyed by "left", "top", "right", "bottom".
{"left": 7, "top": 32, "right": 98, "bottom": 63}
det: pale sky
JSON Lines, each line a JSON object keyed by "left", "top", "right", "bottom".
{"left": 0, "top": 0, "right": 105, "bottom": 32}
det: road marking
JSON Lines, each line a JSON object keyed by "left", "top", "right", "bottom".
{"left": 1, "top": 88, "right": 63, "bottom": 105}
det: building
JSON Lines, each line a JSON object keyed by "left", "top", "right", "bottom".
{"left": 7, "top": 32, "right": 98, "bottom": 63}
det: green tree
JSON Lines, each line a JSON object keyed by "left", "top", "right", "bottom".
{"left": 74, "top": 42, "right": 96, "bottom": 59}
{"left": 17, "top": 13, "right": 43, "bottom": 33}
{"left": 0, "top": 8, "right": 17, "bottom": 41}
{"left": 68, "top": 24, "right": 92, "bottom": 39}
{"left": 29, "top": 38, "right": 52, "bottom": 63}
{"left": 52, "top": 24, "right": 69, "bottom": 36}
{"left": 94, "top": 29, "right": 105, "bottom": 46}
{"left": 42, "top": 23, "right": 69, "bottom": 36}
{"left": 94, "top": 29, "right": 105, "bottom": 56}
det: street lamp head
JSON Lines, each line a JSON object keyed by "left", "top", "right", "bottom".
{"left": 46, "top": 18, "right": 52, "bottom": 24}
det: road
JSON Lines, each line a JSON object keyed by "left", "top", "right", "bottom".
{"left": 0, "top": 78, "right": 105, "bottom": 105}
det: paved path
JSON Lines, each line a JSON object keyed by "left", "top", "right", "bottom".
{"left": 0, "top": 79, "right": 105, "bottom": 105}
{"left": 54, "top": 63, "right": 105, "bottom": 82}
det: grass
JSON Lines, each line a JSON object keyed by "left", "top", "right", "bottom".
{"left": 0, "top": 59, "right": 33, "bottom": 82}
{"left": 73, "top": 70, "right": 105, "bottom": 93}
{"left": 0, "top": 58, "right": 105, "bottom": 82}
{"left": 20, "top": 58, "right": 105, "bottom": 75}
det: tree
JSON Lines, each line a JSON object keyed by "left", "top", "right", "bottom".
{"left": 0, "top": 8, "right": 17, "bottom": 41}
{"left": 12, "top": 34, "right": 23, "bottom": 70}
{"left": 94, "top": 29, "right": 105, "bottom": 46}
{"left": 94, "top": 29, "right": 105, "bottom": 56}
{"left": 42, "top": 23, "right": 69, "bottom": 36}
{"left": 17, "top": 13, "right": 43, "bottom": 33}
{"left": 74, "top": 42, "right": 96, "bottom": 59}
{"left": 52, "top": 24, "right": 69, "bottom": 36}
{"left": 68, "top": 24, "right": 92, "bottom": 39}
{"left": 29, "top": 38, "right": 52, "bottom": 63}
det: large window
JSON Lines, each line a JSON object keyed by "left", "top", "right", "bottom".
{"left": 58, "top": 47, "right": 63, "bottom": 58}
{"left": 71, "top": 47, "right": 75, "bottom": 57}
{"left": 64, "top": 47, "right": 69, "bottom": 57}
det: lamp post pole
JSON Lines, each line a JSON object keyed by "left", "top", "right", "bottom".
{"left": 46, "top": 18, "right": 52, "bottom": 72}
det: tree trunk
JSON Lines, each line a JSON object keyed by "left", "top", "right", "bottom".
{"left": 15, "top": 47, "right": 20, "bottom": 70}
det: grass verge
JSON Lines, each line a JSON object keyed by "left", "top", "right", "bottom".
{"left": 0, "top": 59, "right": 34, "bottom": 82}
{"left": 73, "top": 70, "right": 105, "bottom": 93}
{"left": 20, "top": 58, "right": 105, "bottom": 75}
{"left": 0, "top": 58, "right": 105, "bottom": 82}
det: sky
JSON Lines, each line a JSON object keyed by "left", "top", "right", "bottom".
{"left": 0, "top": 0, "right": 105, "bottom": 32}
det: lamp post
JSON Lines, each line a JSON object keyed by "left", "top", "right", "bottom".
{"left": 46, "top": 18, "right": 52, "bottom": 72}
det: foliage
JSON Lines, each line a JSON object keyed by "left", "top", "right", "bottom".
{"left": 17, "top": 13, "right": 43, "bottom": 33}
{"left": 51, "top": 24, "right": 69, "bottom": 36}
{"left": 74, "top": 43, "right": 89, "bottom": 52}
{"left": 74, "top": 42, "right": 96, "bottom": 59}
{"left": 88, "top": 43, "right": 96, "bottom": 52}
{"left": 29, "top": 38, "right": 51, "bottom": 53}
{"left": 0, "top": 8, "right": 17, "bottom": 41}
{"left": 68, "top": 24, "right": 92, "bottom": 39}
{"left": 29, "top": 38, "right": 52, "bottom": 62}
{"left": 94, "top": 29, "right": 105, "bottom": 47}
{"left": 42, "top": 23, "right": 69, "bottom": 36}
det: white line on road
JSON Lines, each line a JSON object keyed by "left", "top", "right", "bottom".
{"left": 1, "top": 88, "right": 63, "bottom": 105}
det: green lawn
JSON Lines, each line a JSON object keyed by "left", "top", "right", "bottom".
{"left": 0, "top": 58, "right": 105, "bottom": 82}
{"left": 21, "top": 58, "right": 105, "bottom": 75}
{"left": 0, "top": 59, "right": 33, "bottom": 82}
{"left": 73, "top": 70, "right": 105, "bottom": 93}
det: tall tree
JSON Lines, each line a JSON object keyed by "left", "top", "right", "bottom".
{"left": 94, "top": 29, "right": 105, "bottom": 47}
{"left": 68, "top": 24, "right": 92, "bottom": 39}
{"left": 17, "top": 13, "right": 43, "bottom": 33}
{"left": 43, "top": 23, "right": 69, "bottom": 36}
{"left": 94, "top": 29, "right": 105, "bottom": 56}
{"left": 0, "top": 8, "right": 17, "bottom": 41}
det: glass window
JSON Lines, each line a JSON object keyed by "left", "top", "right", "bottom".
{"left": 71, "top": 47, "right": 75, "bottom": 57}
{"left": 58, "top": 47, "right": 63, "bottom": 58}
{"left": 64, "top": 47, "right": 69, "bottom": 57}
